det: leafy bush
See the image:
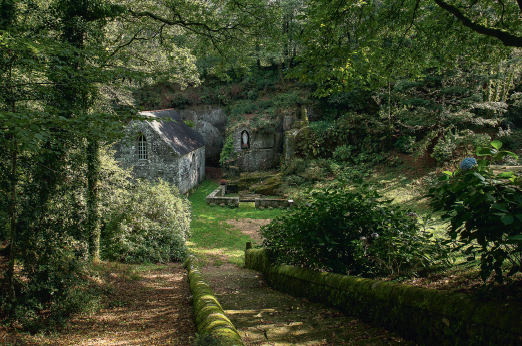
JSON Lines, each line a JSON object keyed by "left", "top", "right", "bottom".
{"left": 431, "top": 129, "right": 458, "bottom": 163}
{"left": 301, "top": 160, "right": 329, "bottom": 182}
{"left": 1, "top": 213, "right": 97, "bottom": 331}
{"left": 498, "top": 127, "right": 522, "bottom": 152}
{"left": 101, "top": 179, "right": 191, "bottom": 264}
{"left": 285, "top": 175, "right": 307, "bottom": 186}
{"left": 281, "top": 157, "right": 307, "bottom": 176}
{"left": 219, "top": 135, "right": 235, "bottom": 166}
{"left": 333, "top": 144, "right": 355, "bottom": 161}
{"left": 352, "top": 214, "right": 448, "bottom": 277}
{"left": 261, "top": 184, "right": 447, "bottom": 277}
{"left": 394, "top": 135, "right": 415, "bottom": 154}
{"left": 428, "top": 140, "right": 522, "bottom": 283}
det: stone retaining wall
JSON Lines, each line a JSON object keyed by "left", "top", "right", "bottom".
{"left": 185, "top": 256, "right": 244, "bottom": 346}
{"left": 245, "top": 247, "right": 522, "bottom": 346}
{"left": 255, "top": 198, "right": 294, "bottom": 209}
{"left": 206, "top": 185, "right": 239, "bottom": 207}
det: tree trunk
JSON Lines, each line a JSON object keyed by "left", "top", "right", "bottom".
{"left": 86, "top": 139, "right": 100, "bottom": 262}
{"left": 7, "top": 139, "right": 17, "bottom": 300}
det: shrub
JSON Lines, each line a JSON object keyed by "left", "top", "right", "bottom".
{"left": 219, "top": 135, "right": 235, "bottom": 167}
{"left": 498, "top": 127, "right": 522, "bottom": 152}
{"left": 301, "top": 160, "right": 329, "bottom": 182}
{"left": 333, "top": 144, "right": 355, "bottom": 162}
{"left": 281, "top": 157, "right": 307, "bottom": 176}
{"left": 352, "top": 214, "right": 448, "bottom": 277}
{"left": 394, "top": 135, "right": 415, "bottom": 154}
{"left": 101, "top": 179, "right": 191, "bottom": 264}
{"left": 0, "top": 234, "right": 96, "bottom": 331}
{"left": 285, "top": 175, "right": 307, "bottom": 186}
{"left": 261, "top": 184, "right": 447, "bottom": 277}
{"left": 428, "top": 140, "right": 522, "bottom": 283}
{"left": 432, "top": 129, "right": 458, "bottom": 163}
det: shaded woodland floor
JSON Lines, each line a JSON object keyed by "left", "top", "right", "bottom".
{"left": 0, "top": 263, "right": 196, "bottom": 346}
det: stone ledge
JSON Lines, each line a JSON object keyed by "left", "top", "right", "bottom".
{"left": 206, "top": 185, "right": 239, "bottom": 207}
{"left": 184, "top": 256, "right": 245, "bottom": 346}
{"left": 245, "top": 247, "right": 522, "bottom": 346}
{"left": 255, "top": 198, "right": 294, "bottom": 209}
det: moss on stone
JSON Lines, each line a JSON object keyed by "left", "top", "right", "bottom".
{"left": 245, "top": 247, "right": 522, "bottom": 346}
{"left": 185, "top": 256, "right": 245, "bottom": 346}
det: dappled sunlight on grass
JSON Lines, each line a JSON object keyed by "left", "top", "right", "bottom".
{"left": 188, "top": 180, "right": 288, "bottom": 265}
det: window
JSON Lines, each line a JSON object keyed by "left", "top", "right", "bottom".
{"left": 138, "top": 134, "right": 147, "bottom": 159}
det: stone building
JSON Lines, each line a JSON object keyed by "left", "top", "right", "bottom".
{"left": 114, "top": 109, "right": 205, "bottom": 194}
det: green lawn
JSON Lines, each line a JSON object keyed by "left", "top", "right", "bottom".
{"left": 187, "top": 180, "right": 287, "bottom": 266}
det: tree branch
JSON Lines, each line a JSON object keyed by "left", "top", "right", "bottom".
{"left": 433, "top": 0, "right": 522, "bottom": 47}
{"left": 128, "top": 10, "right": 239, "bottom": 40}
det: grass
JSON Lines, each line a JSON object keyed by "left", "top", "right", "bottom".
{"left": 188, "top": 180, "right": 287, "bottom": 266}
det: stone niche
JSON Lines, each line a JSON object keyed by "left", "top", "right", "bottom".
{"left": 231, "top": 126, "right": 283, "bottom": 172}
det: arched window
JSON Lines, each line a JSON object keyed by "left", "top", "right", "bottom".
{"left": 241, "top": 130, "right": 250, "bottom": 149}
{"left": 138, "top": 134, "right": 147, "bottom": 159}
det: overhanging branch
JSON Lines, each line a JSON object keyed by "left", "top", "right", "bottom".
{"left": 433, "top": 0, "right": 522, "bottom": 47}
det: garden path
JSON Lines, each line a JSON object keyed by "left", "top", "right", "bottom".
{"left": 201, "top": 264, "right": 417, "bottom": 346}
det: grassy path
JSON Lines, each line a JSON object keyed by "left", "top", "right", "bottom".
{"left": 189, "top": 180, "right": 416, "bottom": 345}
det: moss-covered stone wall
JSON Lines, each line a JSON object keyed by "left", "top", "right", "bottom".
{"left": 245, "top": 248, "right": 522, "bottom": 346}
{"left": 185, "top": 256, "right": 245, "bottom": 346}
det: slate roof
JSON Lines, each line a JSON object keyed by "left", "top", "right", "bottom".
{"left": 140, "top": 109, "right": 205, "bottom": 156}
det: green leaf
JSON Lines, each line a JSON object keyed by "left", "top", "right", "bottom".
{"left": 442, "top": 171, "right": 453, "bottom": 176}
{"left": 476, "top": 147, "right": 493, "bottom": 156}
{"left": 501, "top": 215, "right": 514, "bottom": 225}
{"left": 490, "top": 140, "right": 503, "bottom": 150}
{"left": 497, "top": 171, "right": 515, "bottom": 178}
{"left": 493, "top": 204, "right": 509, "bottom": 212}
{"left": 473, "top": 173, "right": 485, "bottom": 181}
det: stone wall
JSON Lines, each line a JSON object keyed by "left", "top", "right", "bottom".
{"left": 178, "top": 146, "right": 206, "bottom": 195}
{"left": 176, "top": 105, "right": 228, "bottom": 165}
{"left": 206, "top": 185, "right": 239, "bottom": 207}
{"left": 255, "top": 198, "right": 293, "bottom": 209}
{"left": 231, "top": 126, "right": 283, "bottom": 172}
{"left": 113, "top": 121, "right": 205, "bottom": 195}
{"left": 114, "top": 121, "right": 181, "bottom": 186}
{"left": 185, "top": 256, "right": 245, "bottom": 345}
{"left": 245, "top": 248, "right": 522, "bottom": 346}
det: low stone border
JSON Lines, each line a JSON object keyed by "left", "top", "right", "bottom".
{"left": 206, "top": 185, "right": 239, "bottom": 207}
{"left": 255, "top": 198, "right": 294, "bottom": 209}
{"left": 245, "top": 246, "right": 522, "bottom": 346}
{"left": 184, "top": 255, "right": 245, "bottom": 346}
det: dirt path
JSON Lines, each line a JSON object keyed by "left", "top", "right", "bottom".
{"left": 1, "top": 263, "right": 196, "bottom": 346}
{"left": 201, "top": 264, "right": 416, "bottom": 346}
